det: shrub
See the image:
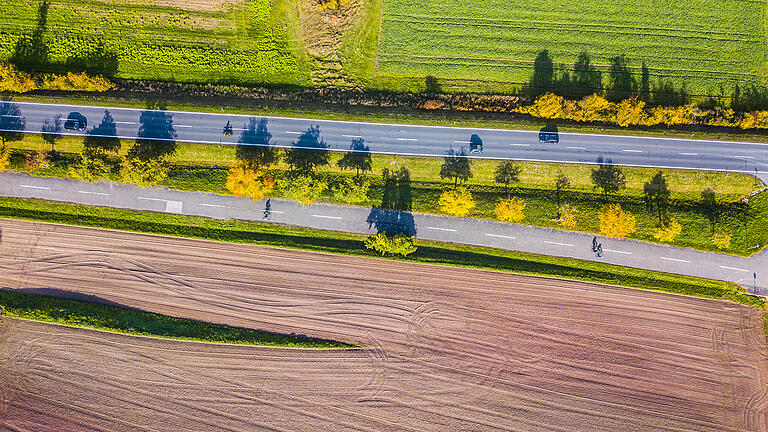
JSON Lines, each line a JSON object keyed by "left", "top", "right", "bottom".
{"left": 225, "top": 165, "right": 274, "bottom": 202}
{"left": 495, "top": 197, "right": 526, "bottom": 223}
{"left": 555, "top": 204, "right": 579, "bottom": 228}
{"left": 0, "top": 63, "right": 35, "bottom": 93}
{"left": 364, "top": 233, "right": 417, "bottom": 257}
{"left": 41, "top": 72, "right": 114, "bottom": 92}
{"left": 70, "top": 147, "right": 113, "bottom": 182}
{"left": 653, "top": 217, "right": 682, "bottom": 242}
{"left": 523, "top": 93, "right": 566, "bottom": 119}
{"left": 613, "top": 98, "right": 646, "bottom": 127}
{"left": 25, "top": 150, "right": 51, "bottom": 171}
{"left": 121, "top": 156, "right": 170, "bottom": 187}
{"left": 712, "top": 230, "right": 732, "bottom": 249}
{"left": 333, "top": 177, "right": 370, "bottom": 204}
{"left": 572, "top": 94, "right": 613, "bottom": 122}
{"left": 439, "top": 187, "right": 475, "bottom": 217}
{"left": 0, "top": 145, "right": 10, "bottom": 171}
{"left": 280, "top": 175, "right": 328, "bottom": 207}
{"left": 598, "top": 204, "right": 637, "bottom": 238}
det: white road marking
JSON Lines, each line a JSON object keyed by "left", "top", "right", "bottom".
{"left": 199, "top": 203, "right": 230, "bottom": 208}
{"left": 485, "top": 233, "right": 516, "bottom": 239}
{"left": 114, "top": 121, "right": 136, "bottom": 125}
{"left": 175, "top": 125, "right": 195, "bottom": 128}
{"left": 453, "top": 140, "right": 469, "bottom": 144}
{"left": 165, "top": 200, "right": 183, "bottom": 213}
{"left": 622, "top": 149, "right": 643, "bottom": 153}
{"left": 19, "top": 185, "right": 50, "bottom": 190}
{"left": 543, "top": 241, "right": 573, "bottom": 247}
{"left": 342, "top": 135, "right": 362, "bottom": 138}
{"left": 137, "top": 196, "right": 166, "bottom": 202}
{"left": 312, "top": 215, "right": 342, "bottom": 220}
{"left": 660, "top": 257, "right": 690, "bottom": 263}
{"left": 510, "top": 143, "right": 530, "bottom": 147}
{"left": 603, "top": 249, "right": 632, "bottom": 255}
{"left": 566, "top": 146, "right": 586, "bottom": 150}
{"left": 734, "top": 155, "right": 755, "bottom": 159}
{"left": 284, "top": 131, "right": 302, "bottom": 134}
{"left": 78, "top": 190, "right": 109, "bottom": 196}
{"left": 678, "top": 152, "right": 698, "bottom": 156}
{"left": 270, "top": 210, "right": 285, "bottom": 214}
{"left": 719, "top": 265, "right": 750, "bottom": 272}
{"left": 397, "top": 138, "right": 418, "bottom": 141}
{"left": 427, "top": 227, "right": 457, "bottom": 232}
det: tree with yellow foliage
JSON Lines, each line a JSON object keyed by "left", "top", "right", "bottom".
{"left": 653, "top": 217, "right": 682, "bottom": 242}
{"left": 439, "top": 187, "right": 475, "bottom": 217}
{"left": 0, "top": 145, "right": 10, "bottom": 172}
{"left": 712, "top": 230, "right": 732, "bottom": 249}
{"left": 571, "top": 93, "right": 613, "bottom": 122}
{"left": 225, "top": 164, "right": 275, "bottom": 202}
{"left": 555, "top": 204, "right": 579, "bottom": 228}
{"left": 613, "top": 98, "right": 647, "bottom": 127}
{"left": 495, "top": 197, "right": 526, "bottom": 223}
{"left": 41, "top": 72, "right": 113, "bottom": 92}
{"left": 523, "top": 93, "right": 566, "bottom": 119}
{"left": 598, "top": 204, "right": 637, "bottom": 238}
{"left": 0, "top": 63, "right": 36, "bottom": 93}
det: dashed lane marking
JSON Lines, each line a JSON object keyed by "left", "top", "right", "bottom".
{"left": 719, "top": 265, "right": 750, "bottom": 272}
{"left": 485, "top": 234, "right": 515, "bottom": 239}
{"left": 679, "top": 152, "right": 698, "bottom": 156}
{"left": 78, "top": 190, "right": 109, "bottom": 196}
{"left": 566, "top": 146, "right": 587, "bottom": 150}
{"left": 427, "top": 227, "right": 457, "bottom": 232}
{"left": 603, "top": 249, "right": 632, "bottom": 255}
{"left": 284, "top": 131, "right": 302, "bottom": 134}
{"left": 136, "top": 197, "right": 166, "bottom": 202}
{"left": 543, "top": 241, "right": 574, "bottom": 247}
{"left": 19, "top": 185, "right": 50, "bottom": 190}
{"left": 396, "top": 138, "right": 418, "bottom": 141}
{"left": 198, "top": 203, "right": 230, "bottom": 208}
{"left": 342, "top": 135, "right": 362, "bottom": 138}
{"left": 660, "top": 257, "right": 691, "bottom": 263}
{"left": 510, "top": 143, "right": 530, "bottom": 147}
{"left": 622, "top": 149, "right": 643, "bottom": 153}
{"left": 312, "top": 215, "right": 342, "bottom": 220}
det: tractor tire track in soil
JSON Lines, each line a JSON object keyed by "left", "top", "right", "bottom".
{"left": 0, "top": 219, "right": 767, "bottom": 431}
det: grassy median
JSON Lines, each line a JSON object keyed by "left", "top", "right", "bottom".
{"left": 0, "top": 289, "right": 352, "bottom": 348}
{"left": 0, "top": 196, "right": 762, "bottom": 309}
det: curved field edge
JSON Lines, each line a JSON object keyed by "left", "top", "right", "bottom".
{"left": 0, "top": 288, "right": 353, "bottom": 348}
{"left": 0, "top": 196, "right": 762, "bottom": 312}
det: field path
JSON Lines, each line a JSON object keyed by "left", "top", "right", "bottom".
{"left": 1, "top": 219, "right": 767, "bottom": 431}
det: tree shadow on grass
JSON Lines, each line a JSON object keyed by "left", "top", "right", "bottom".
{"left": 367, "top": 167, "right": 416, "bottom": 236}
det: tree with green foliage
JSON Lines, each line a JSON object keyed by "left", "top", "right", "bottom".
{"left": 365, "top": 232, "right": 417, "bottom": 257}
{"left": 555, "top": 173, "right": 571, "bottom": 206}
{"left": 333, "top": 177, "right": 370, "bottom": 204}
{"left": 280, "top": 174, "right": 328, "bottom": 207}
{"left": 84, "top": 110, "right": 121, "bottom": 154}
{"left": 40, "top": 114, "right": 62, "bottom": 152}
{"left": 121, "top": 156, "right": 170, "bottom": 186}
{"left": 494, "top": 161, "right": 521, "bottom": 194}
{"left": 0, "top": 101, "right": 25, "bottom": 147}
{"left": 440, "top": 147, "right": 472, "bottom": 187}
{"left": 236, "top": 117, "right": 278, "bottom": 169}
{"left": 285, "top": 125, "right": 329, "bottom": 174}
{"left": 643, "top": 171, "right": 670, "bottom": 224}
{"left": 701, "top": 188, "right": 719, "bottom": 235}
{"left": 337, "top": 138, "right": 372, "bottom": 177}
{"left": 70, "top": 147, "right": 112, "bottom": 182}
{"left": 591, "top": 156, "right": 626, "bottom": 198}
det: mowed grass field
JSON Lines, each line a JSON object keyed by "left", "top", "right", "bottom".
{"left": 376, "top": 0, "right": 768, "bottom": 94}
{"left": 0, "top": 0, "right": 306, "bottom": 85}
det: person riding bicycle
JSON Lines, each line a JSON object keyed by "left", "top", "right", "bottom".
{"left": 223, "top": 121, "right": 233, "bottom": 136}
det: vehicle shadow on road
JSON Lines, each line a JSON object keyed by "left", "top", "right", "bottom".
{"left": 366, "top": 167, "right": 416, "bottom": 236}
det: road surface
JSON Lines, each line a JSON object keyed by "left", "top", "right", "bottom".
{"left": 2, "top": 171, "right": 766, "bottom": 295}
{"left": 3, "top": 101, "right": 768, "bottom": 181}
{"left": 1, "top": 219, "right": 766, "bottom": 431}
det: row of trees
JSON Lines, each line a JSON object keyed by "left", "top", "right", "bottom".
{"left": 1, "top": 62, "right": 113, "bottom": 93}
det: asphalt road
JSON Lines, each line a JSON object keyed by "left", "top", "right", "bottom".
{"left": 4, "top": 101, "right": 768, "bottom": 181}
{"left": 2, "top": 171, "right": 766, "bottom": 295}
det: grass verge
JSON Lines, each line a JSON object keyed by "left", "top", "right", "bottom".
{"left": 0, "top": 196, "right": 762, "bottom": 310}
{"left": 0, "top": 289, "right": 352, "bottom": 348}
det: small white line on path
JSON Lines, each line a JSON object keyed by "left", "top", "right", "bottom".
{"left": 734, "top": 155, "right": 755, "bottom": 159}
{"left": 199, "top": 203, "right": 230, "bottom": 208}
{"left": 660, "top": 257, "right": 690, "bottom": 263}
{"left": 453, "top": 140, "right": 469, "bottom": 144}
{"left": 342, "top": 135, "right": 362, "bottom": 138}
{"left": 175, "top": 125, "right": 195, "bottom": 128}
{"left": 566, "top": 146, "right": 586, "bottom": 150}
{"left": 19, "top": 185, "right": 50, "bottom": 190}
{"left": 114, "top": 121, "right": 136, "bottom": 125}
{"left": 270, "top": 210, "right": 285, "bottom": 214}
{"left": 679, "top": 152, "right": 698, "bottom": 156}
{"left": 78, "top": 190, "right": 109, "bottom": 196}
{"left": 603, "top": 249, "right": 632, "bottom": 255}
{"left": 284, "top": 131, "right": 302, "bottom": 134}
{"left": 485, "top": 233, "right": 515, "bottom": 239}
{"left": 543, "top": 241, "right": 573, "bottom": 247}
{"left": 427, "top": 227, "right": 457, "bottom": 232}
{"left": 622, "top": 149, "right": 642, "bottom": 153}
{"left": 137, "top": 196, "right": 166, "bottom": 202}
{"left": 510, "top": 143, "right": 530, "bottom": 147}
{"left": 719, "top": 265, "right": 750, "bottom": 272}
{"left": 397, "top": 138, "right": 418, "bottom": 141}
{"left": 312, "top": 215, "right": 342, "bottom": 220}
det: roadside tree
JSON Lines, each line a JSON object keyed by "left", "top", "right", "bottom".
{"left": 598, "top": 204, "right": 636, "bottom": 238}
{"left": 440, "top": 147, "right": 472, "bottom": 188}
{"left": 121, "top": 156, "right": 170, "bottom": 186}
{"left": 337, "top": 138, "right": 372, "bottom": 177}
{"left": 439, "top": 187, "right": 475, "bottom": 217}
{"left": 285, "top": 125, "right": 329, "bottom": 174}
{"left": 712, "top": 229, "right": 732, "bottom": 249}
{"left": 225, "top": 164, "right": 275, "bottom": 202}
{"left": 280, "top": 174, "right": 328, "bottom": 207}
{"left": 0, "top": 145, "right": 11, "bottom": 171}
{"left": 591, "top": 156, "right": 626, "bottom": 198}
{"left": 40, "top": 114, "right": 62, "bottom": 152}
{"left": 333, "top": 177, "right": 370, "bottom": 204}
{"left": 494, "top": 161, "right": 521, "bottom": 194}
{"left": 70, "top": 147, "right": 112, "bottom": 182}
{"left": 643, "top": 170, "right": 670, "bottom": 224}
{"left": 653, "top": 217, "right": 681, "bottom": 242}
{"left": 495, "top": 197, "right": 526, "bottom": 223}
{"left": 556, "top": 204, "right": 579, "bottom": 228}
{"left": 365, "top": 233, "right": 417, "bottom": 257}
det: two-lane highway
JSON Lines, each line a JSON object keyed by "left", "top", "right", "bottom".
{"left": 4, "top": 101, "right": 768, "bottom": 181}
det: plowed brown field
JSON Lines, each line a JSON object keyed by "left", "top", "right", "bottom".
{"left": 1, "top": 219, "right": 767, "bottom": 431}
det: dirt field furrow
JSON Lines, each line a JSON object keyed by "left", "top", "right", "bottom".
{"left": 1, "top": 219, "right": 767, "bottom": 431}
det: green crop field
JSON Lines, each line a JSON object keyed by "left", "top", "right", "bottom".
{"left": 0, "top": 0, "right": 306, "bottom": 85}
{"left": 376, "top": 0, "right": 768, "bottom": 95}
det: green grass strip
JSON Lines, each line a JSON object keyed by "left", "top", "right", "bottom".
{"left": 0, "top": 196, "right": 762, "bottom": 310}
{"left": 0, "top": 289, "right": 352, "bottom": 348}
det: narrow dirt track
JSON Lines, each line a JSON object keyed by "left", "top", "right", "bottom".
{"left": 0, "top": 219, "right": 767, "bottom": 431}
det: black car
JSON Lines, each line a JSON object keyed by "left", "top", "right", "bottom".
{"left": 64, "top": 112, "right": 87, "bottom": 131}
{"left": 538, "top": 131, "right": 559, "bottom": 144}
{"left": 469, "top": 134, "right": 483, "bottom": 153}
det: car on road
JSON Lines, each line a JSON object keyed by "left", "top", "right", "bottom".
{"left": 64, "top": 112, "right": 87, "bottom": 131}
{"left": 538, "top": 131, "right": 559, "bottom": 144}
{"left": 469, "top": 134, "right": 483, "bottom": 153}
